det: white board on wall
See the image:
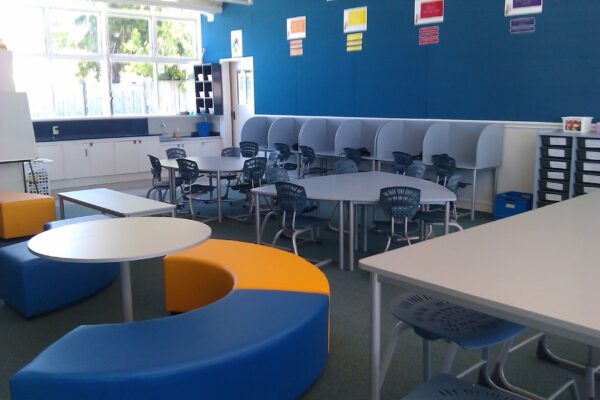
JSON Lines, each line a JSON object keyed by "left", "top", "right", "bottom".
{"left": 0, "top": 92, "right": 36, "bottom": 163}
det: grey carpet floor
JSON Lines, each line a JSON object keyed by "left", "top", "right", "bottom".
{"left": 0, "top": 192, "right": 595, "bottom": 399}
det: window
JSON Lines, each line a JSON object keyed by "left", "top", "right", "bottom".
{"left": 0, "top": 2, "right": 201, "bottom": 118}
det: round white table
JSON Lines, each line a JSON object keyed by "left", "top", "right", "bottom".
{"left": 28, "top": 217, "right": 211, "bottom": 322}
{"left": 252, "top": 171, "right": 456, "bottom": 270}
{"left": 160, "top": 156, "right": 249, "bottom": 222}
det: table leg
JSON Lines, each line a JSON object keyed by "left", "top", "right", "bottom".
{"left": 255, "top": 192, "right": 261, "bottom": 245}
{"left": 59, "top": 196, "right": 65, "bottom": 219}
{"left": 339, "top": 200, "right": 344, "bottom": 270}
{"left": 471, "top": 169, "right": 477, "bottom": 221}
{"left": 349, "top": 201, "right": 354, "bottom": 272}
{"left": 216, "top": 170, "right": 222, "bottom": 223}
{"left": 444, "top": 201, "right": 450, "bottom": 235}
{"left": 168, "top": 169, "right": 176, "bottom": 205}
{"left": 120, "top": 261, "right": 134, "bottom": 322}
{"left": 370, "top": 272, "right": 382, "bottom": 400}
{"left": 362, "top": 204, "right": 368, "bottom": 252}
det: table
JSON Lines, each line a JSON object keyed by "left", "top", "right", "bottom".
{"left": 360, "top": 192, "right": 600, "bottom": 400}
{"left": 252, "top": 171, "right": 456, "bottom": 270}
{"left": 58, "top": 188, "right": 176, "bottom": 219}
{"left": 28, "top": 217, "right": 211, "bottom": 322}
{"left": 160, "top": 156, "right": 248, "bottom": 223}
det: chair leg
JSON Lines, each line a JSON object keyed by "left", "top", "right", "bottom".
{"left": 259, "top": 211, "right": 279, "bottom": 244}
{"left": 384, "top": 219, "right": 394, "bottom": 252}
{"left": 146, "top": 188, "right": 154, "bottom": 199}
{"left": 404, "top": 217, "right": 412, "bottom": 246}
{"left": 423, "top": 339, "right": 432, "bottom": 382}
{"left": 271, "top": 228, "right": 286, "bottom": 248}
{"left": 380, "top": 321, "right": 410, "bottom": 388}
{"left": 441, "top": 342, "right": 459, "bottom": 374}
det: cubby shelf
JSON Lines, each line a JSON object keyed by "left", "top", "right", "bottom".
{"left": 193, "top": 63, "right": 223, "bottom": 116}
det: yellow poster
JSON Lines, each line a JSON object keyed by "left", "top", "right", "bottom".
{"left": 343, "top": 6, "right": 367, "bottom": 34}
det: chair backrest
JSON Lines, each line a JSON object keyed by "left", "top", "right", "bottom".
{"left": 274, "top": 143, "right": 292, "bottom": 162}
{"left": 406, "top": 162, "right": 426, "bottom": 179}
{"left": 239, "top": 141, "right": 259, "bottom": 158}
{"left": 176, "top": 158, "right": 200, "bottom": 183}
{"left": 241, "top": 157, "right": 267, "bottom": 184}
{"left": 148, "top": 155, "right": 162, "bottom": 179}
{"left": 275, "top": 182, "right": 308, "bottom": 214}
{"left": 432, "top": 154, "right": 456, "bottom": 179}
{"left": 334, "top": 159, "right": 359, "bottom": 174}
{"left": 379, "top": 186, "right": 421, "bottom": 220}
{"left": 166, "top": 147, "right": 186, "bottom": 159}
{"left": 299, "top": 145, "right": 316, "bottom": 165}
{"left": 221, "top": 147, "right": 241, "bottom": 157}
{"left": 343, "top": 147, "right": 362, "bottom": 166}
{"left": 392, "top": 151, "right": 413, "bottom": 174}
{"left": 265, "top": 167, "right": 289, "bottom": 184}
{"left": 445, "top": 173, "right": 462, "bottom": 194}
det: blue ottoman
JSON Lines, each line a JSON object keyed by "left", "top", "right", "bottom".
{"left": 0, "top": 241, "right": 118, "bottom": 318}
{"left": 44, "top": 214, "right": 112, "bottom": 231}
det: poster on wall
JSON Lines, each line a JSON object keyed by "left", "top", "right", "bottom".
{"left": 418, "top": 26, "right": 440, "bottom": 45}
{"left": 510, "top": 17, "right": 535, "bottom": 34}
{"left": 414, "top": 0, "right": 444, "bottom": 26}
{"left": 343, "top": 6, "right": 367, "bottom": 33}
{"left": 230, "top": 29, "right": 243, "bottom": 58}
{"left": 505, "top": 0, "right": 542, "bottom": 17}
{"left": 287, "top": 16, "right": 306, "bottom": 40}
{"left": 346, "top": 33, "right": 363, "bottom": 52}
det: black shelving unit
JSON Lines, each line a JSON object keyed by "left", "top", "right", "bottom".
{"left": 194, "top": 63, "right": 223, "bottom": 116}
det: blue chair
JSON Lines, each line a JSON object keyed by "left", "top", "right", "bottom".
{"left": 221, "top": 146, "right": 241, "bottom": 157}
{"left": 230, "top": 157, "right": 268, "bottom": 221}
{"left": 380, "top": 292, "right": 526, "bottom": 391}
{"left": 343, "top": 147, "right": 364, "bottom": 170}
{"left": 374, "top": 187, "right": 421, "bottom": 251}
{"left": 176, "top": 158, "right": 214, "bottom": 219}
{"left": 392, "top": 151, "right": 414, "bottom": 175}
{"left": 414, "top": 173, "right": 463, "bottom": 236}
{"left": 166, "top": 147, "right": 186, "bottom": 159}
{"left": 146, "top": 155, "right": 173, "bottom": 202}
{"left": 401, "top": 374, "right": 524, "bottom": 400}
{"left": 271, "top": 182, "right": 328, "bottom": 259}
{"left": 239, "top": 141, "right": 259, "bottom": 158}
{"left": 431, "top": 154, "right": 456, "bottom": 185}
{"left": 299, "top": 145, "right": 328, "bottom": 177}
{"left": 273, "top": 143, "right": 297, "bottom": 171}
{"left": 405, "top": 162, "right": 426, "bottom": 179}
{"left": 334, "top": 159, "right": 358, "bottom": 174}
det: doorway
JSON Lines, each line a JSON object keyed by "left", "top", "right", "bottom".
{"left": 227, "top": 57, "right": 254, "bottom": 147}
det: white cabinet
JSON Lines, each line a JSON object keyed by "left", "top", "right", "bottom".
{"left": 62, "top": 141, "right": 90, "bottom": 179}
{"left": 88, "top": 141, "right": 115, "bottom": 176}
{"left": 199, "top": 140, "right": 221, "bottom": 156}
{"left": 36, "top": 144, "right": 64, "bottom": 181}
{"left": 115, "top": 139, "right": 139, "bottom": 174}
{"left": 183, "top": 141, "right": 203, "bottom": 157}
{"left": 138, "top": 137, "right": 160, "bottom": 171}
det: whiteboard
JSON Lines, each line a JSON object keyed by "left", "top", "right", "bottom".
{"left": 0, "top": 92, "right": 36, "bottom": 163}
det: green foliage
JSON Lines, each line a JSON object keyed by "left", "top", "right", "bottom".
{"left": 51, "top": 13, "right": 98, "bottom": 53}
{"left": 108, "top": 16, "right": 150, "bottom": 55}
{"left": 76, "top": 61, "right": 100, "bottom": 83}
{"left": 156, "top": 19, "right": 194, "bottom": 57}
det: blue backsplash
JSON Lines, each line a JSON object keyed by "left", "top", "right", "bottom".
{"left": 34, "top": 118, "right": 149, "bottom": 142}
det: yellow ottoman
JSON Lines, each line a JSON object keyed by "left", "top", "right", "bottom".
{"left": 0, "top": 193, "right": 56, "bottom": 239}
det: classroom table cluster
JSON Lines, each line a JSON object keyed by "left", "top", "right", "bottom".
{"left": 0, "top": 120, "right": 597, "bottom": 400}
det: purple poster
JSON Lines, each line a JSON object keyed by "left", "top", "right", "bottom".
{"left": 513, "top": 0, "right": 542, "bottom": 8}
{"left": 505, "top": 0, "right": 543, "bottom": 16}
{"left": 510, "top": 17, "right": 536, "bottom": 34}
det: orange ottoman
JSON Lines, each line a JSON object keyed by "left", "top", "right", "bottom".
{"left": 0, "top": 193, "right": 56, "bottom": 239}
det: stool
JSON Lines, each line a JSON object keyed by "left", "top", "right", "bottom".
{"left": 0, "top": 192, "right": 56, "bottom": 239}
{"left": 0, "top": 241, "right": 118, "bottom": 317}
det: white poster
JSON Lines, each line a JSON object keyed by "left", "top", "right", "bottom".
{"left": 230, "top": 29, "right": 243, "bottom": 58}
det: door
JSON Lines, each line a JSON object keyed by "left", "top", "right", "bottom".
{"left": 62, "top": 142, "right": 90, "bottom": 179}
{"left": 115, "top": 139, "right": 139, "bottom": 175}
{"left": 137, "top": 137, "right": 160, "bottom": 172}
{"left": 36, "top": 144, "right": 64, "bottom": 181}
{"left": 229, "top": 58, "right": 254, "bottom": 147}
{"left": 88, "top": 141, "right": 115, "bottom": 177}
{"left": 183, "top": 141, "right": 203, "bottom": 157}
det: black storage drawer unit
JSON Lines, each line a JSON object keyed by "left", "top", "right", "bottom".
{"left": 575, "top": 172, "right": 600, "bottom": 185}
{"left": 540, "top": 158, "right": 570, "bottom": 171}
{"left": 539, "top": 169, "right": 569, "bottom": 181}
{"left": 541, "top": 136, "right": 572, "bottom": 148}
{"left": 537, "top": 200, "right": 556, "bottom": 208}
{"left": 538, "top": 179, "right": 569, "bottom": 192}
{"left": 541, "top": 147, "right": 571, "bottom": 159}
{"left": 577, "top": 137, "right": 600, "bottom": 150}
{"left": 538, "top": 190, "right": 569, "bottom": 202}
{"left": 574, "top": 183, "right": 600, "bottom": 195}
{"left": 577, "top": 149, "right": 600, "bottom": 161}
{"left": 576, "top": 160, "right": 600, "bottom": 173}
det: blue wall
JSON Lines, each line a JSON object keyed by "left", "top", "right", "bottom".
{"left": 202, "top": 0, "right": 600, "bottom": 122}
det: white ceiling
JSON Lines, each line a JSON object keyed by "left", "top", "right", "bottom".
{"left": 106, "top": 0, "right": 252, "bottom": 14}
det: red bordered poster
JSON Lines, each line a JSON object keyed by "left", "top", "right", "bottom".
{"left": 415, "top": 0, "right": 444, "bottom": 26}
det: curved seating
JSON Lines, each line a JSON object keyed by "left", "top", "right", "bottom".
{"left": 0, "top": 240, "right": 118, "bottom": 318}
{"left": 11, "top": 239, "right": 330, "bottom": 400}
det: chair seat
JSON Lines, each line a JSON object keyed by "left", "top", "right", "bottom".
{"left": 284, "top": 214, "right": 328, "bottom": 229}
{"left": 414, "top": 210, "right": 447, "bottom": 224}
{"left": 207, "top": 172, "right": 238, "bottom": 180}
{"left": 390, "top": 293, "right": 525, "bottom": 350}
{"left": 401, "top": 374, "right": 521, "bottom": 400}
{"left": 184, "top": 184, "right": 214, "bottom": 196}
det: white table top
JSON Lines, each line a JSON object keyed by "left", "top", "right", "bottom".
{"left": 28, "top": 217, "right": 211, "bottom": 263}
{"left": 252, "top": 171, "right": 456, "bottom": 204}
{"left": 159, "top": 156, "right": 249, "bottom": 172}
{"left": 360, "top": 192, "right": 600, "bottom": 349}
{"left": 58, "top": 188, "right": 175, "bottom": 217}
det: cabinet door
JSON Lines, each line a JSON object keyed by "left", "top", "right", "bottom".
{"left": 88, "top": 141, "right": 115, "bottom": 177}
{"left": 183, "top": 142, "right": 202, "bottom": 157}
{"left": 115, "top": 140, "right": 139, "bottom": 175}
{"left": 199, "top": 140, "right": 221, "bottom": 156}
{"left": 138, "top": 137, "right": 160, "bottom": 172}
{"left": 36, "top": 144, "right": 64, "bottom": 181}
{"left": 62, "top": 142, "right": 90, "bottom": 179}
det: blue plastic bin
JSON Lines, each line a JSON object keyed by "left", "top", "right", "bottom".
{"left": 196, "top": 122, "right": 211, "bottom": 137}
{"left": 493, "top": 191, "right": 533, "bottom": 220}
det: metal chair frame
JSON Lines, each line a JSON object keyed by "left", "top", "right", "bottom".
{"left": 228, "top": 157, "right": 267, "bottom": 222}
{"left": 239, "top": 141, "right": 259, "bottom": 158}
{"left": 166, "top": 147, "right": 187, "bottom": 160}
{"left": 146, "top": 155, "right": 169, "bottom": 201}
{"left": 175, "top": 158, "right": 214, "bottom": 219}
